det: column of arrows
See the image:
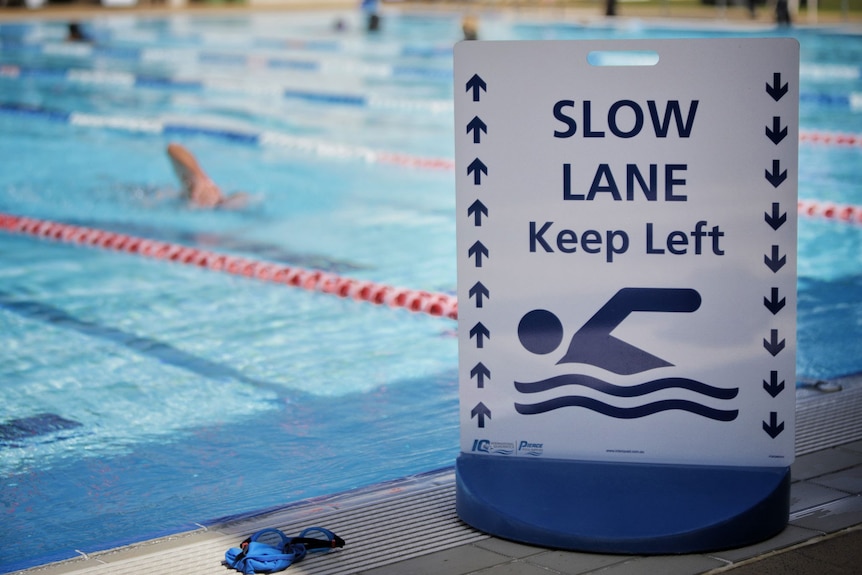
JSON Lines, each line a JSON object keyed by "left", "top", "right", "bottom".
{"left": 761, "top": 72, "right": 790, "bottom": 440}
{"left": 465, "top": 73, "right": 491, "bottom": 429}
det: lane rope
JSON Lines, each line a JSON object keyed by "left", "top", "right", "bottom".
{"left": 2, "top": 102, "right": 859, "bottom": 156}
{"left": 798, "top": 130, "right": 862, "bottom": 147}
{"left": 797, "top": 199, "right": 862, "bottom": 224}
{"left": 0, "top": 64, "right": 453, "bottom": 114}
{"left": 0, "top": 213, "right": 458, "bottom": 320}
{"left": 800, "top": 63, "right": 862, "bottom": 82}
{"left": 1, "top": 24, "right": 455, "bottom": 60}
{"left": 0, "top": 103, "right": 455, "bottom": 171}
{"left": 0, "top": 202, "right": 858, "bottom": 320}
{"left": 0, "top": 41, "right": 452, "bottom": 81}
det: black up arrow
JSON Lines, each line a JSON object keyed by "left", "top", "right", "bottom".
{"left": 764, "top": 287, "right": 786, "bottom": 315}
{"left": 471, "top": 402, "right": 491, "bottom": 428}
{"left": 766, "top": 73, "right": 789, "bottom": 102}
{"left": 468, "top": 241, "right": 488, "bottom": 267}
{"left": 470, "top": 322, "right": 490, "bottom": 348}
{"left": 766, "top": 116, "right": 788, "bottom": 145}
{"left": 469, "top": 281, "right": 489, "bottom": 307}
{"left": 765, "top": 202, "right": 787, "bottom": 230}
{"left": 764, "top": 245, "right": 786, "bottom": 273}
{"left": 764, "top": 329, "right": 786, "bottom": 356}
{"left": 763, "top": 411, "right": 785, "bottom": 438}
{"left": 467, "top": 116, "right": 487, "bottom": 144}
{"left": 763, "top": 371, "right": 785, "bottom": 398}
{"left": 467, "top": 199, "right": 488, "bottom": 226}
{"left": 468, "top": 158, "right": 488, "bottom": 185}
{"left": 471, "top": 362, "right": 490, "bottom": 388}
{"left": 765, "top": 159, "right": 788, "bottom": 188}
{"left": 466, "top": 74, "right": 487, "bottom": 102}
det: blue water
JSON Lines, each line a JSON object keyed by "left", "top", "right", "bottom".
{"left": 1, "top": 10, "right": 861, "bottom": 573}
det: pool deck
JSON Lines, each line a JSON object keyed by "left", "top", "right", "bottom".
{"left": 12, "top": 379, "right": 862, "bottom": 575}
{"left": 1, "top": 0, "right": 860, "bottom": 26}
{"left": 4, "top": 2, "right": 862, "bottom": 574}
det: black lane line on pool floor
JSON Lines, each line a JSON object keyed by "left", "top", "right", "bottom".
{"left": 0, "top": 290, "right": 289, "bottom": 400}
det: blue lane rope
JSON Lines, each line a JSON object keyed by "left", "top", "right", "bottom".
{"left": 0, "top": 65, "right": 451, "bottom": 112}
{"left": 799, "top": 92, "right": 860, "bottom": 109}
{"left": 0, "top": 40, "right": 452, "bottom": 81}
{"left": 0, "top": 102, "right": 456, "bottom": 169}
{"left": 0, "top": 21, "right": 455, "bottom": 59}
{"left": 4, "top": 63, "right": 855, "bottom": 110}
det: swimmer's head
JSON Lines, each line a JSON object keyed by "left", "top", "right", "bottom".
{"left": 461, "top": 15, "right": 478, "bottom": 41}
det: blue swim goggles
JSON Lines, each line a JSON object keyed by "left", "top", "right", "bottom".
{"left": 224, "top": 526, "right": 345, "bottom": 574}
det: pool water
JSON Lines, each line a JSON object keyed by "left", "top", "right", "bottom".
{"left": 1, "top": 9, "right": 861, "bottom": 573}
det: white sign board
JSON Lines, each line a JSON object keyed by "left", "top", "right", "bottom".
{"left": 456, "top": 39, "right": 798, "bottom": 468}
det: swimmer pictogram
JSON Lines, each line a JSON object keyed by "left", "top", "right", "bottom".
{"left": 514, "top": 287, "right": 739, "bottom": 422}
{"left": 521, "top": 287, "right": 701, "bottom": 375}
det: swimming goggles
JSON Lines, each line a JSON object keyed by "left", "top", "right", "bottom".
{"left": 225, "top": 526, "right": 345, "bottom": 574}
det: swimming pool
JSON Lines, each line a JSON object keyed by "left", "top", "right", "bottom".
{"left": 1, "top": 9, "right": 860, "bottom": 573}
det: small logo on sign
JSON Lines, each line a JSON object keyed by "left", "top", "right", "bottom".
{"left": 472, "top": 439, "right": 515, "bottom": 456}
{"left": 517, "top": 440, "right": 544, "bottom": 457}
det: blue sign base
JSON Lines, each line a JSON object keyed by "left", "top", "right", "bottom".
{"left": 456, "top": 453, "right": 790, "bottom": 554}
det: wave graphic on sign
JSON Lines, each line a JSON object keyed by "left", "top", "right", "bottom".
{"left": 514, "top": 375, "right": 739, "bottom": 421}
{"left": 515, "top": 396, "right": 739, "bottom": 421}
{"left": 515, "top": 375, "right": 738, "bottom": 399}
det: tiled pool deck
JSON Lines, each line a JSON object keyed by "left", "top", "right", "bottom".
{"left": 13, "top": 382, "right": 862, "bottom": 575}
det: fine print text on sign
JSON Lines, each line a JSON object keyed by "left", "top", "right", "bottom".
{"left": 455, "top": 39, "right": 799, "bottom": 468}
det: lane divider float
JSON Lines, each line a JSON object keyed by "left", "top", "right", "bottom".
{"left": 799, "top": 92, "right": 862, "bottom": 110}
{"left": 3, "top": 102, "right": 858, "bottom": 158}
{"left": 0, "top": 103, "right": 455, "bottom": 170}
{"left": 798, "top": 130, "right": 862, "bottom": 147}
{"left": 797, "top": 199, "right": 862, "bottom": 224}
{"left": 0, "top": 65, "right": 452, "bottom": 114}
{"left": 1, "top": 24, "right": 454, "bottom": 60}
{"left": 0, "top": 201, "right": 858, "bottom": 320}
{"left": 0, "top": 213, "right": 458, "bottom": 320}
{"left": 5, "top": 29, "right": 859, "bottom": 84}
{"left": 800, "top": 63, "right": 862, "bottom": 82}
{"left": 0, "top": 41, "right": 452, "bottom": 81}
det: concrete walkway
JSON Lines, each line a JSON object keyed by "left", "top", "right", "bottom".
{"left": 15, "top": 384, "right": 862, "bottom": 575}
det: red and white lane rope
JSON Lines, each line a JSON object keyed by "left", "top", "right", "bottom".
{"left": 0, "top": 213, "right": 458, "bottom": 320}
{"left": 797, "top": 199, "right": 862, "bottom": 224}
{"left": 799, "top": 130, "right": 862, "bottom": 147}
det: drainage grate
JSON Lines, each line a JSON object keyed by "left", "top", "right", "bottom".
{"left": 796, "top": 378, "right": 862, "bottom": 456}
{"left": 24, "top": 470, "right": 487, "bottom": 575}
{"left": 214, "top": 470, "right": 488, "bottom": 575}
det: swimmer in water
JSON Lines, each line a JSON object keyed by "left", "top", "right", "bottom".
{"left": 67, "top": 22, "right": 91, "bottom": 43}
{"left": 461, "top": 15, "right": 478, "bottom": 41}
{"left": 166, "top": 142, "right": 248, "bottom": 209}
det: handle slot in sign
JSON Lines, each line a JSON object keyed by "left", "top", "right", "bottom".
{"left": 587, "top": 51, "right": 660, "bottom": 67}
